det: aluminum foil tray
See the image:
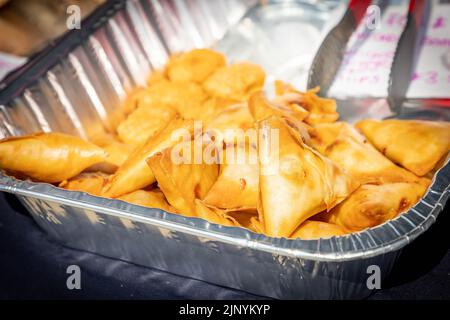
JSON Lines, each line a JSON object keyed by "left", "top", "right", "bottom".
{"left": 0, "top": 0, "right": 449, "bottom": 299}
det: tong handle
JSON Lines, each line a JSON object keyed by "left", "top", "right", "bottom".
{"left": 387, "top": 0, "right": 432, "bottom": 113}
{"left": 307, "top": 0, "right": 372, "bottom": 94}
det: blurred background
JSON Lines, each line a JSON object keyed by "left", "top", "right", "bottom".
{"left": 0, "top": 0, "right": 104, "bottom": 56}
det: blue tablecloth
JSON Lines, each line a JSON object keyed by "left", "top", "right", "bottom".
{"left": 0, "top": 192, "right": 448, "bottom": 299}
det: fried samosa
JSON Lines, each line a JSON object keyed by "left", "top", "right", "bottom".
{"left": 146, "top": 140, "right": 219, "bottom": 217}
{"left": 225, "top": 210, "right": 265, "bottom": 233}
{"left": 59, "top": 172, "right": 109, "bottom": 196}
{"left": 117, "top": 103, "right": 177, "bottom": 147}
{"left": 140, "top": 81, "right": 208, "bottom": 119}
{"left": 91, "top": 131, "right": 128, "bottom": 157}
{"left": 122, "top": 87, "right": 155, "bottom": 115}
{"left": 194, "top": 200, "right": 236, "bottom": 226}
{"left": 117, "top": 189, "right": 175, "bottom": 212}
{"left": 87, "top": 133, "right": 133, "bottom": 174}
{"left": 102, "top": 140, "right": 133, "bottom": 168}
{"left": 0, "top": 132, "right": 107, "bottom": 183}
{"left": 203, "top": 63, "right": 265, "bottom": 101}
{"left": 310, "top": 122, "right": 421, "bottom": 185}
{"left": 274, "top": 81, "right": 339, "bottom": 125}
{"left": 290, "top": 220, "right": 347, "bottom": 240}
{"left": 200, "top": 97, "right": 241, "bottom": 123}
{"left": 203, "top": 144, "right": 259, "bottom": 210}
{"left": 227, "top": 209, "right": 256, "bottom": 228}
{"left": 203, "top": 103, "right": 255, "bottom": 146}
{"left": 103, "top": 117, "right": 194, "bottom": 198}
{"left": 356, "top": 119, "right": 450, "bottom": 176}
{"left": 166, "top": 49, "right": 226, "bottom": 83}
{"left": 258, "top": 116, "right": 358, "bottom": 237}
{"left": 146, "top": 70, "right": 168, "bottom": 87}
{"left": 89, "top": 130, "right": 119, "bottom": 147}
{"left": 248, "top": 91, "right": 309, "bottom": 123}
{"left": 249, "top": 216, "right": 265, "bottom": 234}
{"left": 318, "top": 181, "right": 430, "bottom": 232}
{"left": 248, "top": 91, "right": 313, "bottom": 144}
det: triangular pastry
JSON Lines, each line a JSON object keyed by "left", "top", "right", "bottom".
{"left": 310, "top": 122, "right": 421, "bottom": 184}
{"left": 146, "top": 140, "right": 219, "bottom": 217}
{"left": 203, "top": 143, "right": 259, "bottom": 210}
{"left": 290, "top": 220, "right": 347, "bottom": 240}
{"left": 203, "top": 63, "right": 265, "bottom": 101}
{"left": 103, "top": 117, "right": 194, "bottom": 198}
{"left": 356, "top": 119, "right": 450, "bottom": 176}
{"left": 117, "top": 103, "right": 177, "bottom": 147}
{"left": 59, "top": 172, "right": 109, "bottom": 196}
{"left": 274, "top": 81, "right": 339, "bottom": 125}
{"left": 258, "top": 116, "right": 358, "bottom": 237}
{"left": 317, "top": 180, "right": 430, "bottom": 232}
{"left": 166, "top": 49, "right": 226, "bottom": 83}
{"left": 0, "top": 132, "right": 107, "bottom": 183}
{"left": 117, "top": 189, "right": 175, "bottom": 212}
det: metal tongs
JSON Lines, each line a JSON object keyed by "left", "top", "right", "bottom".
{"left": 388, "top": 0, "right": 431, "bottom": 113}
{"left": 307, "top": 0, "right": 449, "bottom": 118}
{"left": 307, "top": 0, "right": 373, "bottom": 96}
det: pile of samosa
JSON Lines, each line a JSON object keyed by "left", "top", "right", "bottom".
{"left": 1, "top": 49, "right": 449, "bottom": 239}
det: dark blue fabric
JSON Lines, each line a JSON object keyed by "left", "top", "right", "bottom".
{"left": 0, "top": 192, "right": 448, "bottom": 300}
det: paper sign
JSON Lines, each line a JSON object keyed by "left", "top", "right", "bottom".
{"left": 329, "top": 0, "right": 408, "bottom": 98}
{"left": 407, "top": 1, "right": 450, "bottom": 98}
{"left": 329, "top": 0, "right": 450, "bottom": 99}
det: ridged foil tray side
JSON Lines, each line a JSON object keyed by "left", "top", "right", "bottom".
{"left": 0, "top": 0, "right": 449, "bottom": 299}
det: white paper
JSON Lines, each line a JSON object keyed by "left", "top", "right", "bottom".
{"left": 406, "top": 1, "right": 450, "bottom": 98}
{"left": 329, "top": 0, "right": 408, "bottom": 98}
{"left": 329, "top": 0, "right": 450, "bottom": 99}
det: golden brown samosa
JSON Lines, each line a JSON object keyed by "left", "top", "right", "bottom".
{"left": 249, "top": 216, "right": 265, "bottom": 234}
{"left": 200, "top": 97, "right": 240, "bottom": 123}
{"left": 88, "top": 133, "right": 133, "bottom": 174}
{"left": 226, "top": 210, "right": 265, "bottom": 233}
{"left": 89, "top": 131, "right": 120, "bottom": 147}
{"left": 194, "top": 200, "right": 236, "bottom": 226}
{"left": 248, "top": 91, "right": 314, "bottom": 145}
{"left": 203, "top": 144, "right": 259, "bottom": 210}
{"left": 91, "top": 133, "right": 130, "bottom": 161}
{"left": 102, "top": 141, "right": 133, "bottom": 168}
{"left": 290, "top": 220, "right": 347, "bottom": 240}
{"left": 274, "top": 81, "right": 339, "bottom": 125}
{"left": 318, "top": 181, "right": 430, "bottom": 232}
{"left": 117, "top": 189, "right": 175, "bottom": 212}
{"left": 310, "top": 122, "right": 421, "bottom": 185}
{"left": 146, "top": 140, "right": 219, "bottom": 217}
{"left": 356, "top": 119, "right": 450, "bottom": 176}
{"left": 0, "top": 132, "right": 107, "bottom": 183}
{"left": 166, "top": 49, "right": 226, "bottom": 83}
{"left": 146, "top": 70, "right": 168, "bottom": 87}
{"left": 103, "top": 117, "right": 194, "bottom": 198}
{"left": 258, "top": 116, "right": 358, "bottom": 238}
{"left": 203, "top": 63, "right": 265, "bottom": 101}
{"left": 227, "top": 209, "right": 257, "bottom": 228}
{"left": 248, "top": 91, "right": 309, "bottom": 123}
{"left": 59, "top": 172, "right": 109, "bottom": 196}
{"left": 117, "top": 103, "right": 177, "bottom": 147}
{"left": 122, "top": 87, "right": 154, "bottom": 115}
{"left": 140, "top": 81, "right": 208, "bottom": 119}
{"left": 203, "top": 103, "right": 255, "bottom": 146}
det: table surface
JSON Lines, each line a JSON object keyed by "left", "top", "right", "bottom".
{"left": 0, "top": 192, "right": 449, "bottom": 300}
